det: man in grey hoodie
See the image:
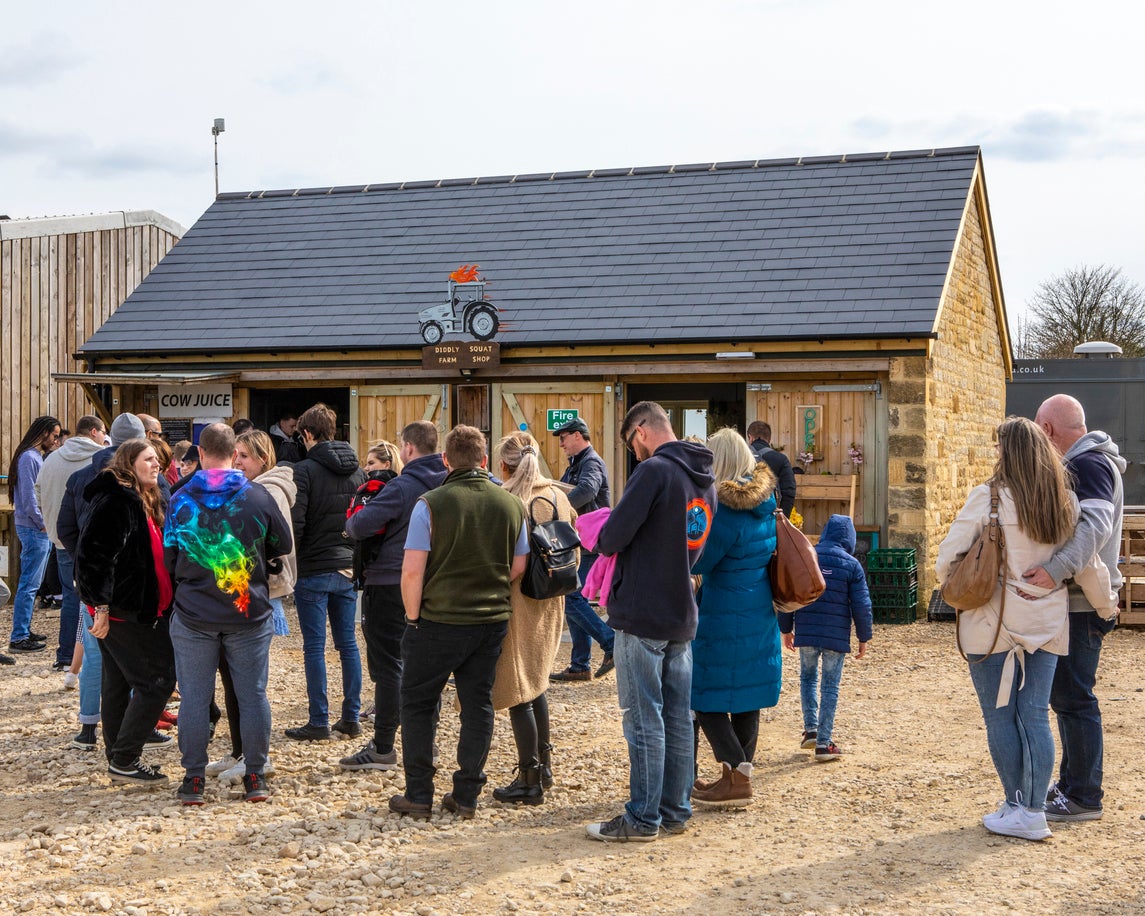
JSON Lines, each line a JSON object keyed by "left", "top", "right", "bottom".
{"left": 1023, "top": 394, "right": 1125, "bottom": 822}
{"left": 35, "top": 415, "right": 108, "bottom": 669}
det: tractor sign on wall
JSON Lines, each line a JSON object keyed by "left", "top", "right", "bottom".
{"left": 418, "top": 265, "right": 501, "bottom": 345}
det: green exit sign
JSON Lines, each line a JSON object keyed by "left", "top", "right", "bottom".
{"left": 546, "top": 409, "right": 579, "bottom": 431}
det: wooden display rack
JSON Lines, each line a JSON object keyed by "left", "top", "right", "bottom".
{"left": 1119, "top": 514, "right": 1145, "bottom": 626}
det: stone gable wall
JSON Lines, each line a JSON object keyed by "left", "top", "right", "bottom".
{"left": 885, "top": 187, "right": 1008, "bottom": 614}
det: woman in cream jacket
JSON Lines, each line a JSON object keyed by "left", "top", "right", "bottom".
{"left": 936, "top": 416, "right": 1116, "bottom": 842}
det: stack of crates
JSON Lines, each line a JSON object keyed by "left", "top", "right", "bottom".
{"left": 866, "top": 548, "right": 918, "bottom": 624}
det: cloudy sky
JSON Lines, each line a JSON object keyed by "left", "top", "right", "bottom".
{"left": 3, "top": 0, "right": 1142, "bottom": 320}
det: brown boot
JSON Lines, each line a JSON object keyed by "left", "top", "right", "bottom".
{"left": 691, "top": 762, "right": 752, "bottom": 807}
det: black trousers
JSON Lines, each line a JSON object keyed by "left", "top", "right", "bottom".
{"left": 695, "top": 710, "right": 760, "bottom": 767}
{"left": 400, "top": 618, "right": 507, "bottom": 806}
{"left": 362, "top": 584, "right": 406, "bottom": 752}
{"left": 99, "top": 616, "right": 176, "bottom": 768}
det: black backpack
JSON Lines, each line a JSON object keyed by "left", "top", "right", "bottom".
{"left": 520, "top": 492, "right": 582, "bottom": 601}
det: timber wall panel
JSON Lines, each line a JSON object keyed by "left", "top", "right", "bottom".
{"left": 0, "top": 223, "right": 180, "bottom": 500}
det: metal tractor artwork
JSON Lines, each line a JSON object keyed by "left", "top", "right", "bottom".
{"left": 418, "top": 265, "right": 501, "bottom": 345}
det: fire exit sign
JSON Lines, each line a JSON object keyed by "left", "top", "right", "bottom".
{"left": 546, "top": 409, "right": 579, "bottom": 431}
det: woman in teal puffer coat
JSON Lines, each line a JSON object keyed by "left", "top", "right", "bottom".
{"left": 690, "top": 427, "right": 779, "bottom": 807}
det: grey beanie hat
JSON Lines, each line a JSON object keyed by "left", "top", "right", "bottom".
{"left": 109, "top": 412, "right": 146, "bottom": 446}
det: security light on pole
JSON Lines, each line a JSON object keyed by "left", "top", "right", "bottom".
{"left": 212, "top": 118, "right": 225, "bottom": 198}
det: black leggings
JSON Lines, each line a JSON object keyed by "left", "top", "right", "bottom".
{"left": 694, "top": 710, "right": 760, "bottom": 767}
{"left": 508, "top": 692, "right": 551, "bottom": 764}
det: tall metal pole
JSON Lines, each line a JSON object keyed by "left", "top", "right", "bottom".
{"left": 211, "top": 119, "right": 225, "bottom": 198}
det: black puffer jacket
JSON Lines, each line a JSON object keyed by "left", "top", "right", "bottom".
{"left": 291, "top": 440, "right": 367, "bottom": 577}
{"left": 75, "top": 471, "right": 165, "bottom": 624}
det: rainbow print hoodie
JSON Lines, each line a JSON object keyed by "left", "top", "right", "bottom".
{"left": 164, "top": 468, "right": 293, "bottom": 628}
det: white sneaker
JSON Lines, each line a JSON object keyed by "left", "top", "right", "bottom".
{"left": 63, "top": 672, "right": 78, "bottom": 690}
{"left": 206, "top": 754, "right": 241, "bottom": 777}
{"left": 986, "top": 804, "right": 1052, "bottom": 841}
{"left": 982, "top": 800, "right": 1014, "bottom": 830}
{"left": 220, "top": 758, "right": 275, "bottom": 784}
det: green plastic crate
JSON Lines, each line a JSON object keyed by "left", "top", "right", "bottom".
{"left": 873, "top": 603, "right": 918, "bottom": 625}
{"left": 870, "top": 586, "right": 918, "bottom": 609}
{"left": 867, "top": 569, "right": 918, "bottom": 590}
{"left": 867, "top": 548, "right": 917, "bottom": 571}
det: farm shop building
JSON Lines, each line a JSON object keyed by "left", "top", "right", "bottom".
{"left": 65, "top": 146, "right": 1012, "bottom": 613}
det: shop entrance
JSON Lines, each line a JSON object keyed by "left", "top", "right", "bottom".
{"left": 248, "top": 388, "right": 353, "bottom": 442}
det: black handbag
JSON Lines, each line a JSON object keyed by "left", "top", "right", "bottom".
{"left": 520, "top": 491, "right": 581, "bottom": 600}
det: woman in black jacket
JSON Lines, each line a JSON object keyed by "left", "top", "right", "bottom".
{"left": 76, "top": 439, "right": 176, "bottom": 788}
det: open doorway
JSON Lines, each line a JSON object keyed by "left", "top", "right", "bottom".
{"left": 248, "top": 388, "right": 353, "bottom": 442}
{"left": 626, "top": 383, "right": 745, "bottom": 439}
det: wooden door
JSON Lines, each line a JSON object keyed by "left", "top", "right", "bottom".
{"left": 492, "top": 382, "right": 615, "bottom": 482}
{"left": 352, "top": 384, "right": 446, "bottom": 460}
{"left": 747, "top": 384, "right": 881, "bottom": 536}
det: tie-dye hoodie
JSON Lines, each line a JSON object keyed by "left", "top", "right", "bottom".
{"left": 163, "top": 468, "right": 293, "bottom": 629}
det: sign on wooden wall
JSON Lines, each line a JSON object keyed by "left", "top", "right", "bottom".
{"left": 421, "top": 342, "right": 500, "bottom": 370}
{"left": 158, "top": 384, "right": 234, "bottom": 418}
{"left": 796, "top": 404, "right": 822, "bottom": 456}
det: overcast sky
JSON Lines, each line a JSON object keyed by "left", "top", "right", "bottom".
{"left": 3, "top": 0, "right": 1142, "bottom": 321}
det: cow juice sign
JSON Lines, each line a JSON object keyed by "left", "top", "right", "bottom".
{"left": 157, "top": 384, "right": 234, "bottom": 419}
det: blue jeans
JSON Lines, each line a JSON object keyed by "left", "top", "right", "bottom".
{"left": 614, "top": 630, "right": 694, "bottom": 833}
{"left": 294, "top": 573, "right": 361, "bottom": 728}
{"left": 799, "top": 646, "right": 847, "bottom": 745}
{"left": 78, "top": 607, "right": 102, "bottom": 724}
{"left": 564, "top": 553, "right": 614, "bottom": 671}
{"left": 11, "top": 526, "right": 51, "bottom": 643}
{"left": 968, "top": 649, "right": 1059, "bottom": 807}
{"left": 55, "top": 548, "right": 79, "bottom": 666}
{"left": 1050, "top": 612, "right": 1114, "bottom": 808}
{"left": 170, "top": 613, "right": 274, "bottom": 777}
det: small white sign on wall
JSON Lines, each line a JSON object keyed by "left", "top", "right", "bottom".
{"left": 158, "top": 384, "right": 234, "bottom": 419}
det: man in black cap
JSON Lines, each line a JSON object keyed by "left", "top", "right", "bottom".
{"left": 549, "top": 417, "right": 615, "bottom": 682}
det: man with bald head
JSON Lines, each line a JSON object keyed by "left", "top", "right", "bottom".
{"left": 1023, "top": 394, "right": 1126, "bottom": 822}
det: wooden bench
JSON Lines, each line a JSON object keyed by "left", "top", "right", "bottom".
{"left": 795, "top": 475, "right": 858, "bottom": 543}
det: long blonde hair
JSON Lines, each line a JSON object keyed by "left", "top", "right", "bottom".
{"left": 368, "top": 440, "right": 404, "bottom": 474}
{"left": 496, "top": 432, "right": 551, "bottom": 501}
{"left": 991, "top": 416, "right": 1074, "bottom": 544}
{"left": 237, "top": 430, "right": 277, "bottom": 476}
{"left": 708, "top": 427, "right": 755, "bottom": 483}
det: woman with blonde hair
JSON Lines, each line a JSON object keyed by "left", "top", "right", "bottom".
{"left": 490, "top": 432, "right": 577, "bottom": 805}
{"left": 936, "top": 416, "right": 1116, "bottom": 842}
{"left": 689, "top": 427, "right": 779, "bottom": 807}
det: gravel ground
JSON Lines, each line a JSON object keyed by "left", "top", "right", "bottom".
{"left": 2, "top": 610, "right": 1144, "bottom": 916}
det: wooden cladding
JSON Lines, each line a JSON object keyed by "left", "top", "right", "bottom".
{"left": 0, "top": 224, "right": 179, "bottom": 492}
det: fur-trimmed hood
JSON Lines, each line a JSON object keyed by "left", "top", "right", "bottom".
{"left": 716, "top": 462, "right": 777, "bottom": 514}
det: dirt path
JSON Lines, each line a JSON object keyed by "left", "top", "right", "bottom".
{"left": 2, "top": 617, "right": 1144, "bottom": 915}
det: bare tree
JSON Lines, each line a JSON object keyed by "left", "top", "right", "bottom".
{"left": 1023, "top": 265, "right": 1145, "bottom": 358}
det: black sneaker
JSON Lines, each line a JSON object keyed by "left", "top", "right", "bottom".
{"left": 0, "top": 653, "right": 14, "bottom": 666}
{"left": 108, "top": 759, "right": 168, "bottom": 786}
{"left": 331, "top": 718, "right": 361, "bottom": 738}
{"left": 177, "top": 775, "right": 206, "bottom": 805}
{"left": 51, "top": 660, "right": 69, "bottom": 672}
{"left": 585, "top": 814, "right": 658, "bottom": 843}
{"left": 339, "top": 740, "right": 398, "bottom": 771}
{"left": 594, "top": 653, "right": 615, "bottom": 678}
{"left": 8, "top": 638, "right": 46, "bottom": 653}
{"left": 71, "top": 725, "right": 98, "bottom": 751}
{"left": 143, "top": 729, "right": 173, "bottom": 750}
{"left": 29, "top": 631, "right": 48, "bottom": 642}
{"left": 1044, "top": 784, "right": 1103, "bottom": 822}
{"left": 285, "top": 723, "right": 331, "bottom": 741}
{"left": 242, "top": 772, "right": 270, "bottom": 802}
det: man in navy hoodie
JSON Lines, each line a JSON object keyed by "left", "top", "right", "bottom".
{"left": 340, "top": 420, "right": 447, "bottom": 772}
{"left": 1024, "top": 394, "right": 1126, "bottom": 822}
{"left": 585, "top": 401, "right": 716, "bottom": 842}
{"left": 164, "top": 423, "right": 292, "bottom": 805}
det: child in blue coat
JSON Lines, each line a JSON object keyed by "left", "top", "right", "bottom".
{"left": 778, "top": 514, "right": 873, "bottom": 761}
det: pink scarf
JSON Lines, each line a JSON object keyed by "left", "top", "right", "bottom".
{"left": 575, "top": 508, "right": 617, "bottom": 608}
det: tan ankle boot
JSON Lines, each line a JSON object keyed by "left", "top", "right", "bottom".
{"left": 691, "top": 762, "right": 752, "bottom": 807}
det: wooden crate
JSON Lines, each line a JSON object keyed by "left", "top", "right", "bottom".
{"left": 1119, "top": 515, "right": 1145, "bottom": 626}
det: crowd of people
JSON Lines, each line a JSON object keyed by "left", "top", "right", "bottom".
{"left": 0, "top": 392, "right": 1125, "bottom": 844}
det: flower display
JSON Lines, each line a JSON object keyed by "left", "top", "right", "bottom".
{"left": 848, "top": 443, "right": 864, "bottom": 468}
{"left": 798, "top": 450, "right": 817, "bottom": 470}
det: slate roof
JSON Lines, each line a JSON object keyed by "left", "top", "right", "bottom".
{"left": 80, "top": 146, "right": 984, "bottom": 355}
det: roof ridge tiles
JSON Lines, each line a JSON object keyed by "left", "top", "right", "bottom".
{"left": 219, "top": 146, "right": 980, "bottom": 201}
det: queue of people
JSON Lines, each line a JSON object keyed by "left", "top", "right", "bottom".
{"left": 0, "top": 392, "right": 1125, "bottom": 846}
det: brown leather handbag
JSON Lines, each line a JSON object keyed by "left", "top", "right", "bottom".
{"left": 769, "top": 509, "right": 827, "bottom": 613}
{"left": 942, "top": 485, "right": 1006, "bottom": 661}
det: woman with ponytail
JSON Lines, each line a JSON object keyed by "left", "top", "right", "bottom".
{"left": 489, "top": 432, "right": 577, "bottom": 805}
